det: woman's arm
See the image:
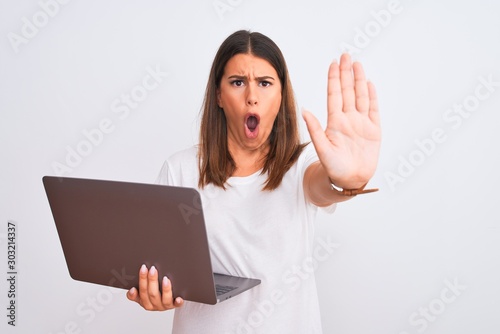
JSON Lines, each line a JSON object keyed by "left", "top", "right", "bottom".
{"left": 302, "top": 53, "right": 381, "bottom": 206}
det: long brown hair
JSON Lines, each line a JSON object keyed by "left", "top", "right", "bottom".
{"left": 198, "top": 30, "right": 307, "bottom": 190}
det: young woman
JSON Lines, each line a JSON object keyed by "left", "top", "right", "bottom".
{"left": 127, "top": 30, "right": 381, "bottom": 333}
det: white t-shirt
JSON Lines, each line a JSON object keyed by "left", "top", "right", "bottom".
{"left": 156, "top": 145, "right": 336, "bottom": 334}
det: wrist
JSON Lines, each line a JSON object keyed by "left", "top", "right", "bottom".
{"left": 328, "top": 178, "right": 378, "bottom": 196}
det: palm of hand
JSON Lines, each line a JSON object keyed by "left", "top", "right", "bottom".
{"left": 303, "top": 53, "right": 381, "bottom": 189}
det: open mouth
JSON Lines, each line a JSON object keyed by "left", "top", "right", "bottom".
{"left": 244, "top": 113, "right": 260, "bottom": 139}
{"left": 246, "top": 115, "right": 259, "bottom": 132}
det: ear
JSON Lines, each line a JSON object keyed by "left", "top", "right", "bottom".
{"left": 216, "top": 88, "right": 222, "bottom": 108}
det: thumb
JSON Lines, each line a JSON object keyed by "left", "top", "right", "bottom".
{"left": 302, "top": 109, "right": 330, "bottom": 156}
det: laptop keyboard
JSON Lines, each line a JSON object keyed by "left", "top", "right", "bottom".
{"left": 216, "top": 284, "right": 237, "bottom": 296}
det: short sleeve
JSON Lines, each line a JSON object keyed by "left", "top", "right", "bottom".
{"left": 155, "top": 160, "right": 173, "bottom": 185}
{"left": 301, "top": 144, "right": 337, "bottom": 214}
{"left": 154, "top": 146, "right": 199, "bottom": 187}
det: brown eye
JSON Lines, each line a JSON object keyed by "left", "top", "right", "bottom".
{"left": 231, "top": 80, "right": 244, "bottom": 87}
{"left": 260, "top": 81, "right": 271, "bottom": 87}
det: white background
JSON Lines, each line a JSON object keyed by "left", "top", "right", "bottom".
{"left": 1, "top": 0, "right": 499, "bottom": 333}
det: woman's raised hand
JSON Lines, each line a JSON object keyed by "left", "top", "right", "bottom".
{"left": 302, "top": 53, "right": 381, "bottom": 189}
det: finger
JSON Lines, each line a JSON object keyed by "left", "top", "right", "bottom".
{"left": 302, "top": 109, "right": 333, "bottom": 157}
{"left": 161, "top": 276, "right": 183, "bottom": 308}
{"left": 367, "top": 81, "right": 380, "bottom": 125}
{"left": 353, "top": 61, "right": 369, "bottom": 113}
{"left": 137, "top": 264, "right": 153, "bottom": 309}
{"left": 147, "top": 266, "right": 164, "bottom": 309}
{"left": 174, "top": 297, "right": 184, "bottom": 308}
{"left": 339, "top": 53, "right": 356, "bottom": 112}
{"left": 160, "top": 276, "right": 176, "bottom": 308}
{"left": 327, "top": 60, "right": 342, "bottom": 121}
{"left": 126, "top": 287, "right": 140, "bottom": 304}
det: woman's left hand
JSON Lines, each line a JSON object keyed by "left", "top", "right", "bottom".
{"left": 302, "top": 53, "right": 381, "bottom": 190}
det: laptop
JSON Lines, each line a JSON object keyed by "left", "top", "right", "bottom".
{"left": 42, "top": 176, "right": 261, "bottom": 305}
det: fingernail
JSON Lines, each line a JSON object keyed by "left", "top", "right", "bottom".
{"left": 163, "top": 276, "right": 169, "bottom": 286}
{"left": 150, "top": 265, "right": 156, "bottom": 276}
{"left": 140, "top": 264, "right": 147, "bottom": 274}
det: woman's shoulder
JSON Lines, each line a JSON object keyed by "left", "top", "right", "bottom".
{"left": 297, "top": 142, "right": 318, "bottom": 169}
{"left": 166, "top": 145, "right": 198, "bottom": 166}
{"left": 156, "top": 146, "right": 199, "bottom": 186}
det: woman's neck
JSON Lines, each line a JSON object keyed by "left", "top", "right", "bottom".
{"left": 228, "top": 142, "right": 269, "bottom": 177}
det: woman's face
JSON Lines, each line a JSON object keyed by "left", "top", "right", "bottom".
{"left": 217, "top": 53, "right": 282, "bottom": 153}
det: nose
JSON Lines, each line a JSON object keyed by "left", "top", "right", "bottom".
{"left": 246, "top": 86, "right": 258, "bottom": 106}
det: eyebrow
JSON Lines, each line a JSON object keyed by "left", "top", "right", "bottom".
{"left": 227, "top": 75, "right": 276, "bottom": 81}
